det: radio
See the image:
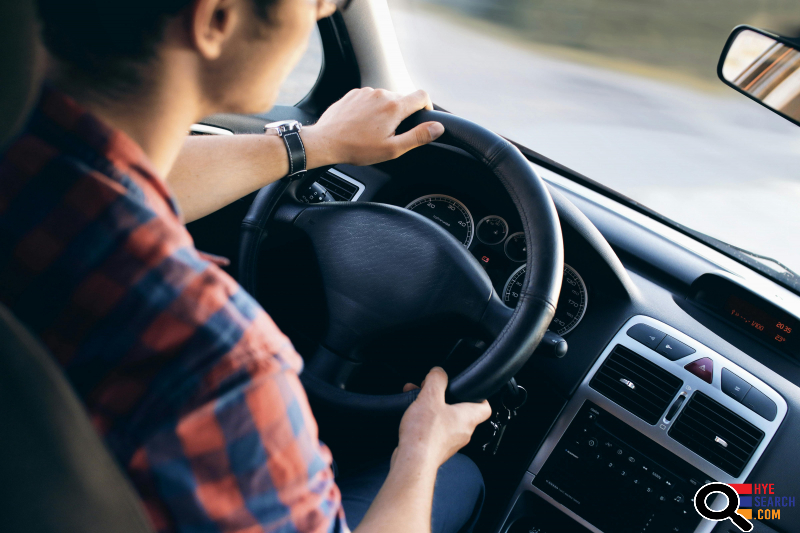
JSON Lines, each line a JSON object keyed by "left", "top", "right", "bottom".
{"left": 532, "top": 401, "right": 713, "bottom": 533}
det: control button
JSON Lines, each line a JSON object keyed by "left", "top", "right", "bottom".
{"left": 672, "top": 493, "right": 685, "bottom": 505}
{"left": 627, "top": 323, "right": 666, "bottom": 349}
{"left": 657, "top": 336, "right": 696, "bottom": 360}
{"left": 673, "top": 507, "right": 691, "bottom": 519}
{"left": 684, "top": 357, "right": 713, "bottom": 383}
{"left": 721, "top": 368, "right": 752, "bottom": 402}
{"left": 742, "top": 387, "right": 778, "bottom": 421}
{"left": 587, "top": 436, "right": 598, "bottom": 448}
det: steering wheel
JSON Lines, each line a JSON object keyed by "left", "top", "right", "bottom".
{"left": 239, "top": 110, "right": 563, "bottom": 414}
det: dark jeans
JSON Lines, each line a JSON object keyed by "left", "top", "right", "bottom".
{"left": 337, "top": 453, "right": 485, "bottom": 533}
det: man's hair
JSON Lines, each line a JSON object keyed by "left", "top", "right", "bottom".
{"left": 37, "top": 0, "right": 277, "bottom": 92}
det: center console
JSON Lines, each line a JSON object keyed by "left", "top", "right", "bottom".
{"left": 498, "top": 316, "right": 787, "bottom": 533}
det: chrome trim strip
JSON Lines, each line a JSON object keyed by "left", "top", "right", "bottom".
{"left": 189, "top": 124, "right": 234, "bottom": 136}
{"left": 498, "top": 315, "right": 787, "bottom": 533}
{"left": 326, "top": 168, "right": 366, "bottom": 201}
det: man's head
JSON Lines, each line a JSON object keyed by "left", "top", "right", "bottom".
{"left": 37, "top": 0, "right": 336, "bottom": 115}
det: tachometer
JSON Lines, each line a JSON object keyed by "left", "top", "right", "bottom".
{"left": 405, "top": 195, "right": 474, "bottom": 247}
{"left": 503, "top": 264, "right": 588, "bottom": 336}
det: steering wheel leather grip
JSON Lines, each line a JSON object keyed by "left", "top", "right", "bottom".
{"left": 239, "top": 110, "right": 563, "bottom": 411}
{"left": 397, "top": 111, "right": 564, "bottom": 400}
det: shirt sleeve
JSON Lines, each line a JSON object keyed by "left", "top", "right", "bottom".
{"left": 126, "top": 323, "right": 349, "bottom": 533}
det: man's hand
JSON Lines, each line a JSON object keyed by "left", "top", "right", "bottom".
{"left": 396, "top": 367, "right": 492, "bottom": 470}
{"left": 302, "top": 88, "right": 445, "bottom": 168}
{"left": 169, "top": 88, "right": 443, "bottom": 223}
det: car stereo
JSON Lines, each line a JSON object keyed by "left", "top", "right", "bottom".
{"left": 498, "top": 316, "right": 786, "bottom": 533}
{"left": 532, "top": 400, "right": 711, "bottom": 533}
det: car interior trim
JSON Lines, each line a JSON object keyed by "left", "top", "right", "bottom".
{"left": 497, "top": 315, "right": 788, "bottom": 532}
{"left": 326, "top": 168, "right": 366, "bottom": 201}
{"left": 188, "top": 123, "right": 234, "bottom": 136}
{"left": 529, "top": 315, "right": 786, "bottom": 482}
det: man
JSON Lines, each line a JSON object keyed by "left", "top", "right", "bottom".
{"left": 0, "top": 0, "right": 492, "bottom": 532}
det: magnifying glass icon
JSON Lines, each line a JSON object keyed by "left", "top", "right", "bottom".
{"left": 694, "top": 483, "right": 754, "bottom": 532}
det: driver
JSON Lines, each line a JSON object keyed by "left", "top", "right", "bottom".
{"left": 0, "top": 1, "right": 492, "bottom": 533}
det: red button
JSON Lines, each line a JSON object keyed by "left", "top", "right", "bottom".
{"left": 684, "top": 358, "right": 713, "bottom": 383}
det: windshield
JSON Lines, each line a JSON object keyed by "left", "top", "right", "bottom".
{"left": 387, "top": 0, "right": 800, "bottom": 276}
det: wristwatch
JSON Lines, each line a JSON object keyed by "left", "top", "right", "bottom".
{"left": 264, "top": 119, "right": 306, "bottom": 179}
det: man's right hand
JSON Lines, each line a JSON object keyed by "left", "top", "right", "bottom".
{"left": 396, "top": 367, "right": 492, "bottom": 470}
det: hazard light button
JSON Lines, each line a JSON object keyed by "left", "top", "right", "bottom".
{"left": 684, "top": 358, "right": 714, "bottom": 384}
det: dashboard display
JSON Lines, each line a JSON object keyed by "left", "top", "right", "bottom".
{"left": 724, "top": 295, "right": 799, "bottom": 355}
{"left": 503, "top": 264, "right": 588, "bottom": 336}
{"left": 476, "top": 215, "right": 508, "bottom": 245}
{"left": 405, "top": 194, "right": 474, "bottom": 247}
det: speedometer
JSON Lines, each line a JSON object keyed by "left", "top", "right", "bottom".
{"left": 405, "top": 194, "right": 474, "bottom": 247}
{"left": 503, "top": 264, "right": 588, "bottom": 336}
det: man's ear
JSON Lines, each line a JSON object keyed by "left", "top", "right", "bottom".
{"left": 191, "top": 0, "right": 239, "bottom": 60}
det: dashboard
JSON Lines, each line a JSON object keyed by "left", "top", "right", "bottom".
{"left": 189, "top": 115, "right": 800, "bottom": 533}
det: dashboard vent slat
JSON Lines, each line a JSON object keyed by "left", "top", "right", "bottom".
{"left": 590, "top": 345, "right": 683, "bottom": 424}
{"left": 669, "top": 391, "right": 764, "bottom": 477}
{"left": 317, "top": 172, "right": 360, "bottom": 201}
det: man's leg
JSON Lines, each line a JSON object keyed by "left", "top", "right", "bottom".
{"left": 338, "top": 453, "right": 485, "bottom": 533}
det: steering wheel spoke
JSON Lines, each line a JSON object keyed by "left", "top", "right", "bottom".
{"left": 304, "top": 344, "right": 361, "bottom": 389}
{"left": 478, "top": 291, "right": 515, "bottom": 339}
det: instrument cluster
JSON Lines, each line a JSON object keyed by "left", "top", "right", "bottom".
{"left": 405, "top": 193, "right": 589, "bottom": 336}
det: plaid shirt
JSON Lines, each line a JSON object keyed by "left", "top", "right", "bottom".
{"left": 0, "top": 88, "right": 347, "bottom": 533}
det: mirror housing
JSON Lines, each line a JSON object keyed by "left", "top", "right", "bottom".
{"left": 719, "top": 25, "right": 800, "bottom": 127}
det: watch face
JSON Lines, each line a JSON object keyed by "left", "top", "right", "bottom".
{"left": 264, "top": 120, "right": 302, "bottom": 135}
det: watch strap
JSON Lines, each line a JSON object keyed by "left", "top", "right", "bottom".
{"left": 282, "top": 131, "right": 306, "bottom": 179}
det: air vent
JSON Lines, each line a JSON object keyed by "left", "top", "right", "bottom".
{"left": 590, "top": 345, "right": 683, "bottom": 424}
{"left": 316, "top": 169, "right": 364, "bottom": 201}
{"left": 669, "top": 391, "right": 764, "bottom": 477}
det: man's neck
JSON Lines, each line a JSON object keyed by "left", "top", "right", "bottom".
{"left": 48, "top": 61, "right": 204, "bottom": 180}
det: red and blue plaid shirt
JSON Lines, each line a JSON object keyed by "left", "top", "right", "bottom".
{"left": 0, "top": 88, "right": 347, "bottom": 533}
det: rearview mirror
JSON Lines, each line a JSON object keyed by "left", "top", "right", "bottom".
{"left": 719, "top": 25, "right": 800, "bottom": 126}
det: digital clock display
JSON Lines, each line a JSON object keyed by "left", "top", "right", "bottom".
{"left": 724, "top": 295, "right": 798, "bottom": 355}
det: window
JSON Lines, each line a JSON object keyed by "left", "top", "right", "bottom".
{"left": 275, "top": 26, "right": 323, "bottom": 106}
{"left": 388, "top": 0, "right": 800, "bottom": 274}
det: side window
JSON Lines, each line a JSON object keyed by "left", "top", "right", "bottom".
{"left": 275, "top": 26, "right": 323, "bottom": 106}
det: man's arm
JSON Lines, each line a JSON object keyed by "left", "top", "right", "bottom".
{"left": 168, "top": 88, "right": 445, "bottom": 223}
